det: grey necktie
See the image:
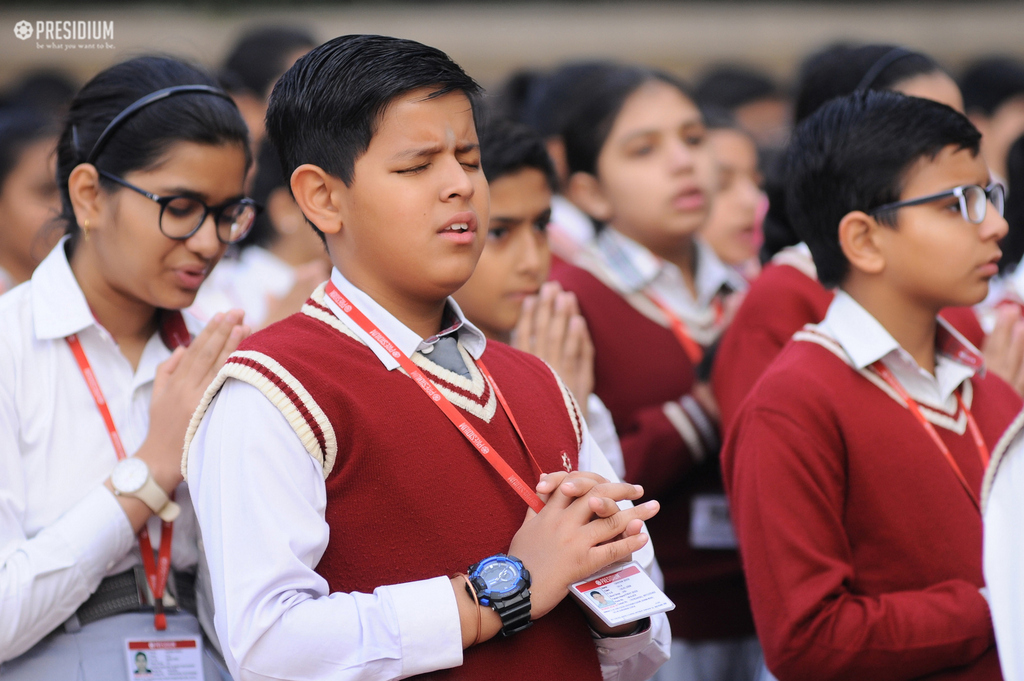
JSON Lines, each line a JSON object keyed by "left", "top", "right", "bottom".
{"left": 424, "top": 335, "right": 470, "bottom": 378}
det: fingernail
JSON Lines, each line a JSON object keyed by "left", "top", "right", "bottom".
{"left": 633, "top": 484, "right": 643, "bottom": 495}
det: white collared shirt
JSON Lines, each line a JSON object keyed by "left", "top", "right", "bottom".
{"left": 0, "top": 238, "right": 202, "bottom": 662}
{"left": 594, "top": 229, "right": 747, "bottom": 345}
{"left": 818, "top": 290, "right": 980, "bottom": 411}
{"left": 186, "top": 267, "right": 670, "bottom": 681}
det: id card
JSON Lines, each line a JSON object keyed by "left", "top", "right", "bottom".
{"left": 569, "top": 560, "right": 675, "bottom": 628}
{"left": 689, "top": 494, "right": 738, "bottom": 549}
{"left": 124, "top": 637, "right": 205, "bottom": 680}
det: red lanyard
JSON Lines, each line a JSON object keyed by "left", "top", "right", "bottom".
{"left": 325, "top": 282, "right": 546, "bottom": 512}
{"left": 643, "top": 290, "right": 704, "bottom": 364}
{"left": 872, "top": 361, "right": 990, "bottom": 510}
{"left": 67, "top": 330, "right": 179, "bottom": 631}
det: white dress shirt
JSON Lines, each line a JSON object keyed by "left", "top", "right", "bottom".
{"left": 985, "top": 444, "right": 1024, "bottom": 681}
{"left": 0, "top": 238, "right": 202, "bottom": 662}
{"left": 593, "top": 229, "right": 748, "bottom": 347}
{"left": 188, "top": 245, "right": 296, "bottom": 328}
{"left": 816, "top": 290, "right": 980, "bottom": 412}
{"left": 186, "top": 267, "right": 671, "bottom": 681}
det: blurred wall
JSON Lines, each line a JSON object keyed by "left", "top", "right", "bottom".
{"left": 0, "top": 2, "right": 1022, "bottom": 90}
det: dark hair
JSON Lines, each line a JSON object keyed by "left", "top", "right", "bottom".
{"left": 0, "top": 69, "right": 77, "bottom": 115}
{"left": 491, "top": 69, "right": 547, "bottom": 126}
{"left": 244, "top": 137, "right": 289, "bottom": 251}
{"left": 761, "top": 43, "right": 948, "bottom": 263}
{"left": 694, "top": 65, "right": 782, "bottom": 111}
{"left": 266, "top": 34, "right": 481, "bottom": 240}
{"left": 0, "top": 106, "right": 57, "bottom": 191}
{"left": 1000, "top": 133, "right": 1024, "bottom": 274}
{"left": 221, "top": 26, "right": 317, "bottom": 98}
{"left": 562, "top": 65, "right": 692, "bottom": 177}
{"left": 519, "top": 61, "right": 621, "bottom": 139}
{"left": 959, "top": 57, "right": 1024, "bottom": 117}
{"left": 794, "top": 43, "right": 945, "bottom": 124}
{"left": 478, "top": 117, "right": 557, "bottom": 191}
{"left": 785, "top": 90, "right": 981, "bottom": 287}
{"left": 55, "top": 56, "right": 251, "bottom": 249}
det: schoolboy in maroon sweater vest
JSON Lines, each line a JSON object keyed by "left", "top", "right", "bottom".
{"left": 182, "top": 36, "right": 669, "bottom": 681}
{"left": 723, "top": 90, "right": 1024, "bottom": 680}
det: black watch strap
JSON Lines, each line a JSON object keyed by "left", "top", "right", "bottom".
{"left": 492, "top": 588, "right": 533, "bottom": 637}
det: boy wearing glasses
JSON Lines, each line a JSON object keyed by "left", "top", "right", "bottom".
{"left": 722, "top": 90, "right": 1022, "bottom": 681}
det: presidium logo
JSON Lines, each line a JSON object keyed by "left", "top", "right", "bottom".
{"left": 13, "top": 19, "right": 114, "bottom": 50}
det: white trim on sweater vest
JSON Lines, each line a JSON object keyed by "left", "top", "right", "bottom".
{"left": 981, "top": 408, "right": 1024, "bottom": 512}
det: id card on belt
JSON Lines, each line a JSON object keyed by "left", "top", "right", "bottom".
{"left": 569, "top": 560, "right": 675, "bottom": 628}
{"left": 124, "top": 637, "right": 204, "bottom": 680}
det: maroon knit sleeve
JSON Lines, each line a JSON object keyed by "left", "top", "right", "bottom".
{"left": 725, "top": 400, "right": 995, "bottom": 681}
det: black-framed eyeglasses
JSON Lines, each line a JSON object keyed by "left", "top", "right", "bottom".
{"left": 868, "top": 183, "right": 1005, "bottom": 226}
{"left": 98, "top": 169, "right": 261, "bottom": 244}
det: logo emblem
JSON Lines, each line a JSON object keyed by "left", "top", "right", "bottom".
{"left": 561, "top": 451, "right": 573, "bottom": 473}
{"left": 13, "top": 21, "right": 32, "bottom": 40}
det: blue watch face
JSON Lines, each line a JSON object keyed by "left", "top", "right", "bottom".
{"left": 479, "top": 557, "right": 522, "bottom": 595}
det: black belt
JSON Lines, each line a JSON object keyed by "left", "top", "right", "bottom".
{"left": 64, "top": 566, "right": 197, "bottom": 632}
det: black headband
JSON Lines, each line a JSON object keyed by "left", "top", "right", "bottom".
{"left": 75, "top": 84, "right": 235, "bottom": 165}
{"left": 856, "top": 47, "right": 916, "bottom": 93}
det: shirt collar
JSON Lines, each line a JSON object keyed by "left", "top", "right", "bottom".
{"left": 31, "top": 236, "right": 96, "bottom": 341}
{"left": 820, "top": 289, "right": 983, "bottom": 402}
{"left": 321, "top": 267, "right": 487, "bottom": 371}
{"left": 595, "top": 228, "right": 746, "bottom": 304}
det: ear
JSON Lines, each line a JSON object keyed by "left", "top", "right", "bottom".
{"left": 290, "top": 164, "right": 346, "bottom": 236}
{"left": 566, "top": 171, "right": 613, "bottom": 223}
{"left": 838, "top": 210, "right": 886, "bottom": 277}
{"left": 545, "top": 137, "right": 569, "bottom": 187}
{"left": 67, "top": 163, "right": 104, "bottom": 231}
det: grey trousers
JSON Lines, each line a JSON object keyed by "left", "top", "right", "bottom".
{"left": 1, "top": 612, "right": 231, "bottom": 681}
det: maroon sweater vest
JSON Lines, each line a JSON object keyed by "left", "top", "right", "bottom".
{"left": 227, "top": 294, "right": 602, "bottom": 680}
{"left": 551, "top": 259, "right": 755, "bottom": 640}
{"left": 723, "top": 330, "right": 1023, "bottom": 680}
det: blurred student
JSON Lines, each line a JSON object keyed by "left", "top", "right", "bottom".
{"left": 960, "top": 57, "right": 1024, "bottom": 183}
{"left": 453, "top": 116, "right": 626, "bottom": 478}
{"left": 188, "top": 138, "right": 330, "bottom": 329}
{"left": 694, "top": 65, "right": 791, "bottom": 155}
{"left": 725, "top": 89, "right": 1020, "bottom": 681}
{"left": 700, "top": 109, "right": 766, "bottom": 281}
{"left": 0, "top": 56, "right": 251, "bottom": 679}
{"left": 713, "top": 44, "right": 1003, "bottom": 432}
{"left": 551, "top": 64, "right": 758, "bottom": 681}
{"left": 0, "top": 106, "right": 61, "bottom": 294}
{"left": 219, "top": 26, "right": 316, "bottom": 152}
{"left": 185, "top": 35, "right": 669, "bottom": 680}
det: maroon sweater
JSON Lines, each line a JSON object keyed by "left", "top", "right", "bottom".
{"left": 712, "top": 262, "right": 986, "bottom": 434}
{"left": 722, "top": 328, "right": 1022, "bottom": 681}
{"left": 224, "top": 294, "right": 601, "bottom": 680}
{"left": 552, "top": 259, "right": 754, "bottom": 641}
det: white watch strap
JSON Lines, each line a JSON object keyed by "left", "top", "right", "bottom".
{"left": 134, "top": 477, "right": 181, "bottom": 522}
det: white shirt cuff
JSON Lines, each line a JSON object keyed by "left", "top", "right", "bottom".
{"left": 388, "top": 575, "right": 463, "bottom": 676}
{"left": 49, "top": 484, "right": 135, "bottom": 578}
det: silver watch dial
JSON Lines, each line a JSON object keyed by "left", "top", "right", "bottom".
{"left": 111, "top": 457, "right": 149, "bottom": 494}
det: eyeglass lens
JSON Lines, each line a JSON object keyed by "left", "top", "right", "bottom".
{"left": 962, "top": 185, "right": 1004, "bottom": 224}
{"left": 160, "top": 197, "right": 256, "bottom": 243}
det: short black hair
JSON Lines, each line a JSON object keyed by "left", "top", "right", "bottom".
{"left": 519, "top": 61, "right": 621, "bottom": 139}
{"left": 1000, "top": 132, "right": 1024, "bottom": 274}
{"left": 55, "top": 56, "right": 251, "bottom": 250}
{"left": 785, "top": 90, "right": 981, "bottom": 287}
{"left": 221, "top": 26, "right": 317, "bottom": 98}
{"left": 694, "top": 65, "right": 782, "bottom": 111}
{"left": 0, "top": 106, "right": 57, "bottom": 191}
{"left": 266, "top": 34, "right": 481, "bottom": 239}
{"left": 478, "top": 117, "right": 557, "bottom": 191}
{"left": 960, "top": 57, "right": 1024, "bottom": 117}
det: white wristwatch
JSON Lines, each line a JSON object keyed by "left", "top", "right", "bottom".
{"left": 111, "top": 458, "right": 180, "bottom": 522}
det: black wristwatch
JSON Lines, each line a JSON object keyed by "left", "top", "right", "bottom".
{"left": 467, "top": 553, "right": 532, "bottom": 637}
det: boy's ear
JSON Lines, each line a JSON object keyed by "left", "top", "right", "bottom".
{"left": 290, "top": 164, "right": 346, "bottom": 236}
{"left": 566, "top": 171, "right": 613, "bottom": 223}
{"left": 838, "top": 210, "right": 886, "bottom": 277}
